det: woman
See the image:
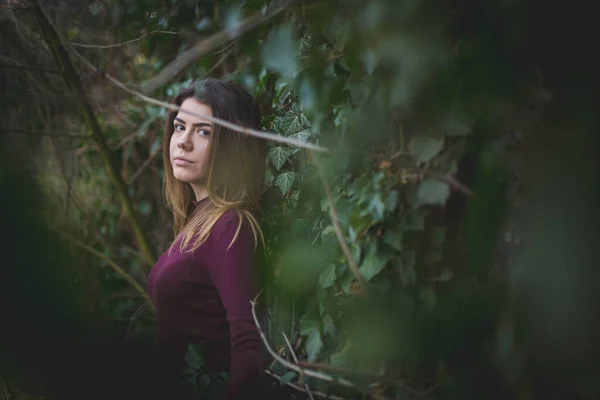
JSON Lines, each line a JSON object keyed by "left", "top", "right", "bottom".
{"left": 147, "top": 78, "right": 269, "bottom": 400}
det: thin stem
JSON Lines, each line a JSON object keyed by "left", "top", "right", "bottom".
{"left": 264, "top": 370, "right": 347, "bottom": 400}
{"left": 70, "top": 29, "right": 178, "bottom": 49}
{"left": 283, "top": 332, "right": 315, "bottom": 399}
{"left": 312, "top": 152, "right": 367, "bottom": 289}
{"left": 128, "top": 146, "right": 161, "bottom": 185}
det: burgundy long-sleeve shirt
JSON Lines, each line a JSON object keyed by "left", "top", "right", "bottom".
{"left": 147, "top": 200, "right": 266, "bottom": 399}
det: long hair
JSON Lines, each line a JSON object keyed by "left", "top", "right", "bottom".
{"left": 162, "top": 78, "right": 266, "bottom": 253}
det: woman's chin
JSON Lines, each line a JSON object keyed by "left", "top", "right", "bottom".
{"left": 173, "top": 173, "right": 197, "bottom": 183}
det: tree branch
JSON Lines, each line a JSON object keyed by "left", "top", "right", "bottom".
{"left": 68, "top": 48, "right": 328, "bottom": 152}
{"left": 33, "top": 0, "right": 157, "bottom": 266}
{"left": 60, "top": 232, "right": 151, "bottom": 303}
{"left": 138, "top": 0, "right": 303, "bottom": 95}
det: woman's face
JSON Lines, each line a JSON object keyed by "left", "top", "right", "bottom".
{"left": 169, "top": 97, "right": 213, "bottom": 186}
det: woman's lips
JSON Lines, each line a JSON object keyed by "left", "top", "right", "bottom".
{"left": 173, "top": 158, "right": 194, "bottom": 166}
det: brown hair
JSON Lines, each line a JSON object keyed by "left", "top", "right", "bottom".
{"left": 162, "top": 78, "right": 266, "bottom": 253}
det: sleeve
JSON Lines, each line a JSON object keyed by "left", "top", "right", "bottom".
{"left": 205, "top": 211, "right": 265, "bottom": 400}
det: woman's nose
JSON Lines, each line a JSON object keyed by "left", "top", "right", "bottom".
{"left": 177, "top": 132, "right": 192, "bottom": 150}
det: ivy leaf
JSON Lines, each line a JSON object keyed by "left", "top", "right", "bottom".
{"left": 383, "top": 229, "right": 403, "bottom": 252}
{"left": 268, "top": 146, "right": 293, "bottom": 170}
{"left": 300, "top": 316, "right": 323, "bottom": 362}
{"left": 319, "top": 264, "right": 336, "bottom": 288}
{"left": 331, "top": 340, "right": 353, "bottom": 368}
{"left": 416, "top": 179, "right": 450, "bottom": 206}
{"left": 385, "top": 190, "right": 399, "bottom": 212}
{"left": 339, "top": 269, "right": 354, "bottom": 294}
{"left": 260, "top": 24, "right": 299, "bottom": 79}
{"left": 359, "top": 242, "right": 389, "bottom": 281}
{"left": 288, "top": 128, "right": 312, "bottom": 146}
{"left": 277, "top": 113, "right": 310, "bottom": 135}
{"left": 280, "top": 371, "right": 297, "bottom": 384}
{"left": 323, "top": 314, "right": 336, "bottom": 337}
{"left": 409, "top": 135, "right": 444, "bottom": 164}
{"left": 274, "top": 171, "right": 296, "bottom": 195}
{"left": 441, "top": 113, "right": 472, "bottom": 136}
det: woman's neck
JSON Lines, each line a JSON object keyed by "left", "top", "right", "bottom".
{"left": 191, "top": 183, "right": 208, "bottom": 202}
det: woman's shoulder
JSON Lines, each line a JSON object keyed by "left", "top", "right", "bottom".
{"left": 211, "top": 208, "right": 256, "bottom": 242}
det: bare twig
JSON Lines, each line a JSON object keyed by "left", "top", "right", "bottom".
{"left": 124, "top": 302, "right": 150, "bottom": 344}
{"left": 264, "top": 370, "right": 346, "bottom": 400}
{"left": 312, "top": 153, "right": 367, "bottom": 289}
{"left": 204, "top": 43, "right": 235, "bottom": 77}
{"left": 251, "top": 289, "right": 354, "bottom": 388}
{"left": 68, "top": 48, "right": 328, "bottom": 152}
{"left": 283, "top": 332, "right": 315, "bottom": 400}
{"left": 139, "top": 0, "right": 303, "bottom": 95}
{"left": 427, "top": 171, "right": 474, "bottom": 197}
{"left": 70, "top": 29, "right": 177, "bottom": 49}
{"left": 33, "top": 0, "right": 157, "bottom": 266}
{"left": 59, "top": 232, "right": 151, "bottom": 303}
{"left": 128, "top": 145, "right": 161, "bottom": 185}
{"left": 297, "top": 362, "right": 386, "bottom": 380}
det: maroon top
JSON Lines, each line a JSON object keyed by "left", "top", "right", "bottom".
{"left": 147, "top": 199, "right": 266, "bottom": 399}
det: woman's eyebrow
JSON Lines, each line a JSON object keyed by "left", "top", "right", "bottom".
{"left": 174, "top": 117, "right": 212, "bottom": 129}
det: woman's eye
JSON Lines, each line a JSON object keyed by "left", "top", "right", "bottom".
{"left": 197, "top": 129, "right": 211, "bottom": 136}
{"left": 174, "top": 124, "right": 185, "bottom": 132}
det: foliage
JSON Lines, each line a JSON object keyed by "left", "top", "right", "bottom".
{"left": 2, "top": 0, "right": 599, "bottom": 399}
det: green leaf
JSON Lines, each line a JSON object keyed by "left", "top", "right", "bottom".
{"left": 300, "top": 316, "right": 323, "bottom": 362}
{"left": 441, "top": 113, "right": 472, "bottom": 136}
{"left": 322, "top": 314, "right": 336, "bottom": 337}
{"left": 319, "top": 264, "right": 336, "bottom": 288}
{"left": 409, "top": 135, "right": 444, "bottom": 164}
{"left": 339, "top": 269, "right": 354, "bottom": 294}
{"left": 260, "top": 25, "right": 299, "bottom": 79}
{"left": 280, "top": 371, "right": 297, "bottom": 384}
{"left": 404, "top": 209, "right": 427, "bottom": 231}
{"left": 399, "top": 250, "right": 416, "bottom": 286}
{"left": 383, "top": 229, "right": 403, "bottom": 252}
{"left": 416, "top": 179, "right": 450, "bottom": 206}
{"left": 386, "top": 190, "right": 399, "bottom": 212}
{"left": 274, "top": 171, "right": 296, "bottom": 195}
{"left": 359, "top": 242, "right": 389, "bottom": 281}
{"left": 331, "top": 340, "right": 353, "bottom": 368}
{"left": 288, "top": 128, "right": 312, "bottom": 146}
{"left": 431, "top": 226, "right": 447, "bottom": 246}
{"left": 277, "top": 113, "right": 310, "bottom": 135}
{"left": 268, "top": 146, "right": 292, "bottom": 170}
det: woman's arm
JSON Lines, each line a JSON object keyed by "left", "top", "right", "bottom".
{"left": 205, "top": 211, "right": 265, "bottom": 399}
